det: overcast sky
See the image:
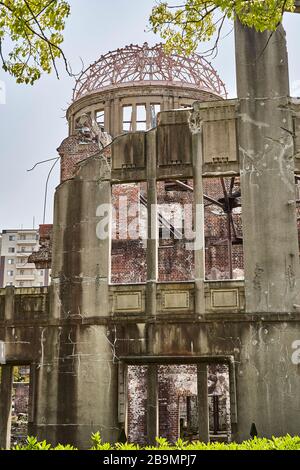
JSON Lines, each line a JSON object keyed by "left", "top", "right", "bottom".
{"left": 0, "top": 1, "right": 299, "bottom": 232}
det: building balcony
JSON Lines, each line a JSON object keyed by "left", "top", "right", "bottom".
{"left": 16, "top": 239, "right": 37, "bottom": 245}
{"left": 16, "top": 251, "right": 35, "bottom": 255}
{"left": 17, "top": 230, "right": 37, "bottom": 235}
{"left": 15, "top": 275, "right": 35, "bottom": 281}
{"left": 16, "top": 263, "right": 36, "bottom": 269}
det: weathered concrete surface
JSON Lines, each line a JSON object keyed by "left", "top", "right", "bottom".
{"left": 146, "top": 130, "right": 158, "bottom": 318}
{"left": 31, "top": 154, "right": 119, "bottom": 448}
{"left": 32, "top": 324, "right": 119, "bottom": 447}
{"left": 51, "top": 155, "right": 111, "bottom": 320}
{"left": 1, "top": 288, "right": 300, "bottom": 444}
{"left": 236, "top": 21, "right": 300, "bottom": 313}
{"left": 0, "top": 365, "right": 13, "bottom": 449}
{"left": 146, "top": 316, "right": 300, "bottom": 441}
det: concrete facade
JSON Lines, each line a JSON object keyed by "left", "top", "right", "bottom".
{"left": 1, "top": 21, "right": 300, "bottom": 449}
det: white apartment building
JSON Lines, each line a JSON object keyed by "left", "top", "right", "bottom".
{"left": 0, "top": 229, "right": 50, "bottom": 288}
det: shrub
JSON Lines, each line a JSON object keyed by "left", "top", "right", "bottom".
{"left": 7, "top": 434, "right": 300, "bottom": 450}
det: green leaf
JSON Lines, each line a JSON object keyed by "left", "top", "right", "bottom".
{"left": 149, "top": 0, "right": 296, "bottom": 56}
{"left": 0, "top": 0, "right": 70, "bottom": 84}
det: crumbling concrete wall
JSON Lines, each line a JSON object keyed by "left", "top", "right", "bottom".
{"left": 236, "top": 20, "right": 300, "bottom": 313}
{"left": 1, "top": 288, "right": 300, "bottom": 446}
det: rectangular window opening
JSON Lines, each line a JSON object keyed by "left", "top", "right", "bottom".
{"left": 204, "top": 177, "right": 244, "bottom": 280}
{"left": 123, "top": 105, "right": 133, "bottom": 132}
{"left": 11, "top": 365, "right": 31, "bottom": 447}
{"left": 96, "top": 109, "right": 105, "bottom": 129}
{"left": 150, "top": 103, "right": 161, "bottom": 128}
{"left": 136, "top": 104, "right": 147, "bottom": 131}
{"left": 157, "top": 179, "right": 195, "bottom": 282}
{"left": 126, "top": 362, "right": 232, "bottom": 445}
{"left": 110, "top": 182, "right": 147, "bottom": 284}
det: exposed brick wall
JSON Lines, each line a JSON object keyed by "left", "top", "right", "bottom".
{"left": 11, "top": 371, "right": 30, "bottom": 446}
{"left": 111, "top": 178, "right": 244, "bottom": 283}
{"left": 58, "top": 136, "right": 99, "bottom": 182}
{"left": 28, "top": 224, "right": 53, "bottom": 270}
{"left": 158, "top": 241, "right": 194, "bottom": 281}
{"left": 111, "top": 183, "right": 147, "bottom": 283}
{"left": 127, "top": 365, "right": 148, "bottom": 444}
{"left": 13, "top": 383, "right": 29, "bottom": 414}
{"left": 111, "top": 240, "right": 147, "bottom": 283}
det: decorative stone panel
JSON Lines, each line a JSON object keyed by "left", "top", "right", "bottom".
{"left": 161, "top": 291, "right": 190, "bottom": 310}
{"left": 115, "top": 292, "right": 142, "bottom": 312}
{"left": 112, "top": 133, "right": 145, "bottom": 170}
{"left": 191, "top": 100, "right": 238, "bottom": 165}
{"left": 211, "top": 289, "right": 239, "bottom": 309}
{"left": 157, "top": 110, "right": 192, "bottom": 166}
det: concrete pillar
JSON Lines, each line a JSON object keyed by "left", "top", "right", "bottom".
{"left": 35, "top": 155, "right": 119, "bottom": 448}
{"left": 51, "top": 157, "right": 111, "bottom": 320}
{"left": 146, "top": 103, "right": 152, "bottom": 130}
{"left": 0, "top": 365, "right": 13, "bottom": 449}
{"left": 104, "top": 100, "right": 111, "bottom": 134}
{"left": 236, "top": 20, "right": 300, "bottom": 313}
{"left": 4, "top": 286, "right": 14, "bottom": 321}
{"left": 197, "top": 363, "right": 209, "bottom": 442}
{"left": 192, "top": 131, "right": 206, "bottom": 314}
{"left": 162, "top": 96, "right": 171, "bottom": 112}
{"left": 147, "top": 364, "right": 158, "bottom": 445}
{"left": 174, "top": 96, "right": 180, "bottom": 109}
{"left": 112, "top": 98, "right": 120, "bottom": 137}
{"left": 146, "top": 130, "right": 158, "bottom": 317}
{"left": 132, "top": 104, "right": 137, "bottom": 132}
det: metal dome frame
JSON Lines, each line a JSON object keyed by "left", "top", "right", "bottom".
{"left": 73, "top": 43, "right": 227, "bottom": 101}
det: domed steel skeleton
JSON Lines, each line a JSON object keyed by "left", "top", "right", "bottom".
{"left": 73, "top": 43, "right": 227, "bottom": 101}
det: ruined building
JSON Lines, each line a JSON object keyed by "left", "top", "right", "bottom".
{"left": 1, "top": 16, "right": 300, "bottom": 449}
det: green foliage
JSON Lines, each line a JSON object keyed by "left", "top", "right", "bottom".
{"left": 114, "top": 442, "right": 141, "bottom": 450}
{"left": 53, "top": 444, "right": 78, "bottom": 450}
{"left": 90, "top": 432, "right": 112, "bottom": 450}
{"left": 12, "top": 436, "right": 52, "bottom": 450}
{"left": 8, "top": 434, "right": 300, "bottom": 450}
{"left": 145, "top": 437, "right": 170, "bottom": 450}
{"left": 149, "top": 0, "right": 296, "bottom": 55}
{"left": 11, "top": 436, "right": 77, "bottom": 450}
{"left": 13, "top": 366, "right": 30, "bottom": 383}
{"left": 0, "top": 0, "right": 70, "bottom": 84}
